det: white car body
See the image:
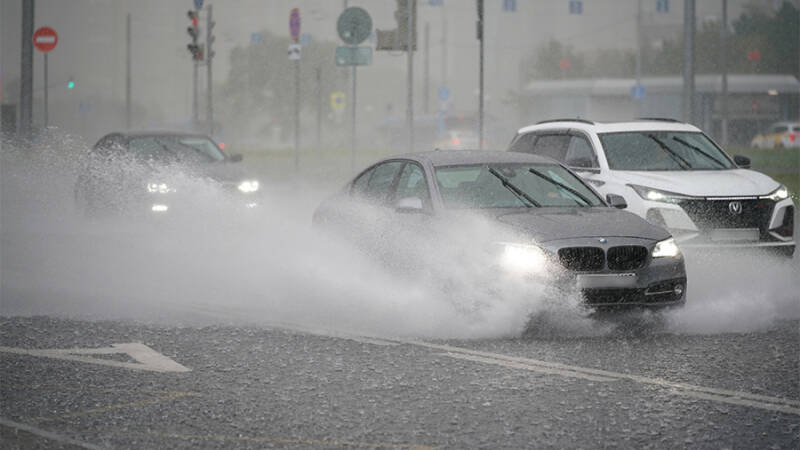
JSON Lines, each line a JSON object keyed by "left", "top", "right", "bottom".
{"left": 510, "top": 120, "right": 795, "bottom": 253}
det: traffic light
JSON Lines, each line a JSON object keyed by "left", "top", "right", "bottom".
{"left": 376, "top": 0, "right": 416, "bottom": 51}
{"left": 187, "top": 10, "right": 203, "bottom": 61}
{"left": 67, "top": 77, "right": 75, "bottom": 89}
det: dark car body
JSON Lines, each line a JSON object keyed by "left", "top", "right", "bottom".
{"left": 74, "top": 131, "right": 259, "bottom": 216}
{"left": 313, "top": 150, "right": 687, "bottom": 309}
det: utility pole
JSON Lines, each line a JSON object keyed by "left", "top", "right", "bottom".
{"left": 316, "top": 66, "right": 322, "bottom": 150}
{"left": 477, "top": 0, "right": 484, "bottom": 150}
{"left": 635, "top": 0, "right": 643, "bottom": 117}
{"left": 20, "top": 0, "right": 34, "bottom": 137}
{"left": 720, "top": 0, "right": 729, "bottom": 146}
{"left": 424, "top": 21, "right": 430, "bottom": 114}
{"left": 406, "top": 0, "right": 415, "bottom": 153}
{"left": 206, "top": 4, "right": 215, "bottom": 136}
{"left": 682, "top": 0, "right": 696, "bottom": 124}
{"left": 126, "top": 13, "right": 132, "bottom": 130}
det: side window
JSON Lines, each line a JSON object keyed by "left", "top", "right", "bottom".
{"left": 530, "top": 134, "right": 571, "bottom": 161}
{"left": 351, "top": 167, "right": 375, "bottom": 195}
{"left": 394, "top": 163, "right": 430, "bottom": 206}
{"left": 363, "top": 161, "right": 404, "bottom": 203}
{"left": 564, "top": 135, "right": 599, "bottom": 169}
{"left": 508, "top": 133, "right": 537, "bottom": 153}
{"left": 773, "top": 125, "right": 788, "bottom": 134}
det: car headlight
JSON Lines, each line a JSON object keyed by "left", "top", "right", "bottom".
{"left": 498, "top": 243, "right": 549, "bottom": 275}
{"left": 628, "top": 184, "right": 692, "bottom": 204}
{"left": 146, "top": 182, "right": 174, "bottom": 194}
{"left": 652, "top": 237, "right": 681, "bottom": 258}
{"left": 238, "top": 180, "right": 260, "bottom": 193}
{"left": 760, "top": 184, "right": 789, "bottom": 201}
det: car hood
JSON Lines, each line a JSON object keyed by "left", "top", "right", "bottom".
{"left": 491, "top": 207, "right": 670, "bottom": 243}
{"left": 610, "top": 169, "right": 780, "bottom": 197}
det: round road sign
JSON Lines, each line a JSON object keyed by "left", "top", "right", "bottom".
{"left": 33, "top": 27, "right": 58, "bottom": 53}
{"left": 290, "top": 8, "right": 301, "bottom": 41}
{"left": 337, "top": 7, "right": 372, "bottom": 45}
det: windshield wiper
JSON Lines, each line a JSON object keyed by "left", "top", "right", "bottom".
{"left": 647, "top": 134, "right": 692, "bottom": 170}
{"left": 488, "top": 167, "right": 540, "bottom": 207}
{"left": 671, "top": 136, "right": 726, "bottom": 168}
{"left": 527, "top": 168, "right": 592, "bottom": 207}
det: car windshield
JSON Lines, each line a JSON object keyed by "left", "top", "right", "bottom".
{"left": 598, "top": 131, "right": 734, "bottom": 171}
{"left": 435, "top": 163, "right": 604, "bottom": 209}
{"left": 128, "top": 136, "right": 226, "bottom": 164}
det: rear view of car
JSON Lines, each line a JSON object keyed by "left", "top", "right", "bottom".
{"left": 751, "top": 121, "right": 800, "bottom": 149}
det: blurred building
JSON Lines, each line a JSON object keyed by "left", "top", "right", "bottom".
{"left": 0, "top": 0, "right": 791, "bottom": 148}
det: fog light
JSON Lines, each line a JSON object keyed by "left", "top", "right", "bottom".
{"left": 674, "top": 284, "right": 684, "bottom": 297}
{"left": 151, "top": 204, "right": 169, "bottom": 212}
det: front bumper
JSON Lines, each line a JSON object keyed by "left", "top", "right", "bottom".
{"left": 641, "top": 197, "right": 794, "bottom": 251}
{"left": 540, "top": 237, "right": 687, "bottom": 309}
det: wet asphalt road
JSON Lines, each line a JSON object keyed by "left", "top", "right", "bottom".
{"left": 1, "top": 315, "right": 798, "bottom": 449}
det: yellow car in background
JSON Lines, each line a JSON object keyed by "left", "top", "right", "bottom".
{"left": 751, "top": 121, "right": 800, "bottom": 149}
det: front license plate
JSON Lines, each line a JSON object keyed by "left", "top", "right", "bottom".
{"left": 710, "top": 228, "right": 759, "bottom": 242}
{"left": 577, "top": 273, "right": 637, "bottom": 289}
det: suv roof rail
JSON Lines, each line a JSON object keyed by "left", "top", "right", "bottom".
{"left": 535, "top": 118, "right": 595, "bottom": 125}
{"left": 637, "top": 117, "right": 683, "bottom": 123}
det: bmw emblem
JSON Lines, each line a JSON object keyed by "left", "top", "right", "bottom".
{"left": 728, "top": 201, "right": 743, "bottom": 215}
{"left": 598, "top": 237, "right": 608, "bottom": 244}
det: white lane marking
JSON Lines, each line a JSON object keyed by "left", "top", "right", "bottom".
{"left": 0, "top": 417, "right": 103, "bottom": 450}
{"left": 442, "top": 352, "right": 618, "bottom": 382}
{"left": 401, "top": 340, "right": 800, "bottom": 416}
{"left": 0, "top": 343, "right": 190, "bottom": 373}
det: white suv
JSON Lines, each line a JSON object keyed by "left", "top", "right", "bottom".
{"left": 509, "top": 119, "right": 795, "bottom": 256}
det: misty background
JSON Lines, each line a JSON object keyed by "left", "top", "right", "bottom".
{"left": 2, "top": 0, "right": 798, "bottom": 151}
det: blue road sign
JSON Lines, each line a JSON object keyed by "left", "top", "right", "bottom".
{"left": 438, "top": 86, "right": 450, "bottom": 101}
{"left": 632, "top": 84, "right": 646, "bottom": 99}
{"left": 503, "top": 0, "right": 517, "bottom": 12}
{"left": 251, "top": 32, "right": 262, "bottom": 44}
{"left": 194, "top": 0, "right": 204, "bottom": 10}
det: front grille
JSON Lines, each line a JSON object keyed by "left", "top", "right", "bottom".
{"left": 679, "top": 199, "right": 774, "bottom": 231}
{"left": 558, "top": 247, "right": 604, "bottom": 271}
{"left": 607, "top": 246, "right": 648, "bottom": 271}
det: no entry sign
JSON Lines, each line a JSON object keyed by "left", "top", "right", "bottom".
{"left": 33, "top": 27, "right": 58, "bottom": 53}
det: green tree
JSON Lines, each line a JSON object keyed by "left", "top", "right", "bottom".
{"left": 218, "top": 31, "right": 349, "bottom": 142}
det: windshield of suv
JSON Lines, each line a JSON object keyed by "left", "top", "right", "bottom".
{"left": 128, "top": 136, "right": 226, "bottom": 164}
{"left": 599, "top": 131, "right": 734, "bottom": 171}
{"left": 435, "top": 164, "right": 603, "bottom": 209}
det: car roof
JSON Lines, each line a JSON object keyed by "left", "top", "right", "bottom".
{"left": 392, "top": 150, "right": 558, "bottom": 167}
{"left": 105, "top": 130, "right": 213, "bottom": 140}
{"left": 516, "top": 119, "right": 701, "bottom": 135}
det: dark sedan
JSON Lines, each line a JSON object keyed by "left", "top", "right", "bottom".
{"left": 74, "top": 132, "right": 260, "bottom": 217}
{"left": 313, "top": 151, "right": 687, "bottom": 309}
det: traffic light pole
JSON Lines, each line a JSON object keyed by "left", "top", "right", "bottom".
{"left": 192, "top": 60, "right": 199, "bottom": 128}
{"left": 206, "top": 4, "right": 214, "bottom": 136}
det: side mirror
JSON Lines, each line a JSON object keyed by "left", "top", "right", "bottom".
{"left": 606, "top": 193, "right": 627, "bottom": 209}
{"left": 395, "top": 197, "right": 424, "bottom": 214}
{"left": 229, "top": 153, "right": 243, "bottom": 163}
{"left": 733, "top": 155, "right": 750, "bottom": 169}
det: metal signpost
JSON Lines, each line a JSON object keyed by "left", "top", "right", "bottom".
{"left": 33, "top": 26, "right": 58, "bottom": 128}
{"left": 290, "top": 8, "right": 301, "bottom": 171}
{"left": 337, "top": 7, "right": 372, "bottom": 171}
